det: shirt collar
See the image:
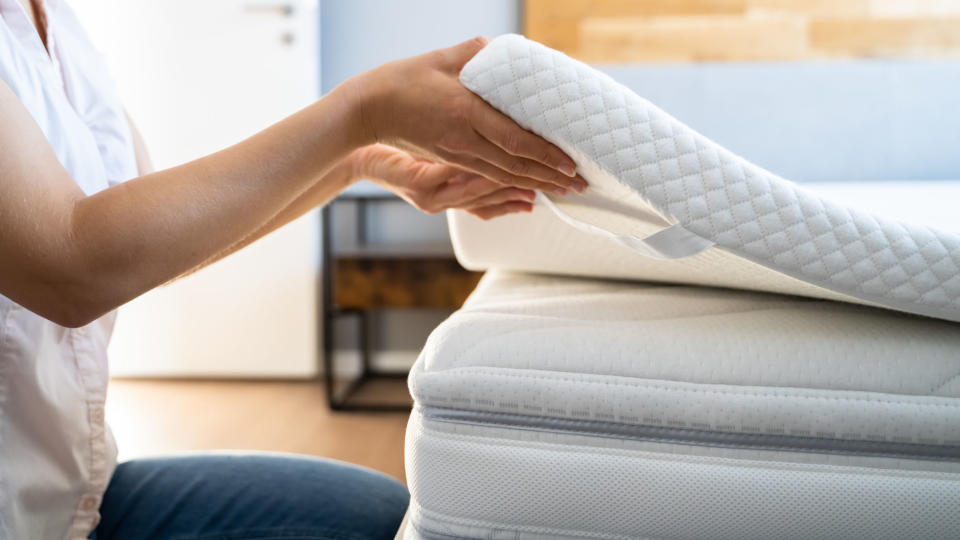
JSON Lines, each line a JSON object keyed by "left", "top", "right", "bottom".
{"left": 0, "top": 0, "right": 59, "bottom": 63}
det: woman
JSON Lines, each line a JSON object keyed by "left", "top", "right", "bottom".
{"left": 0, "top": 0, "right": 584, "bottom": 538}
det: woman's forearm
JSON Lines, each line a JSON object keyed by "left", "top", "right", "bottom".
{"left": 63, "top": 85, "right": 365, "bottom": 325}
{"left": 182, "top": 153, "right": 359, "bottom": 278}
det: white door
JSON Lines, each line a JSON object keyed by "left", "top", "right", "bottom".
{"left": 71, "top": 0, "right": 320, "bottom": 377}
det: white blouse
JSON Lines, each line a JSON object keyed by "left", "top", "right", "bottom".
{"left": 0, "top": 0, "right": 138, "bottom": 538}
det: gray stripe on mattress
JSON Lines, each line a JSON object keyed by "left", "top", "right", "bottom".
{"left": 423, "top": 407, "right": 960, "bottom": 462}
{"left": 408, "top": 522, "right": 467, "bottom": 540}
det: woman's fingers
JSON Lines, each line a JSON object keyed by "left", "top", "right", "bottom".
{"left": 468, "top": 95, "right": 580, "bottom": 179}
{"left": 438, "top": 36, "right": 491, "bottom": 73}
{"left": 354, "top": 37, "right": 588, "bottom": 198}
{"left": 450, "top": 154, "right": 570, "bottom": 194}
{"left": 460, "top": 186, "right": 536, "bottom": 210}
{"left": 429, "top": 174, "right": 502, "bottom": 208}
{"left": 467, "top": 201, "right": 534, "bottom": 220}
{"left": 462, "top": 132, "right": 586, "bottom": 193}
{"left": 431, "top": 173, "right": 535, "bottom": 210}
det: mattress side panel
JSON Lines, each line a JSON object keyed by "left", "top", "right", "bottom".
{"left": 410, "top": 366, "right": 960, "bottom": 454}
{"left": 405, "top": 409, "right": 960, "bottom": 540}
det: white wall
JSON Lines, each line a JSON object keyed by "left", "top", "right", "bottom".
{"left": 72, "top": 0, "right": 322, "bottom": 377}
{"left": 320, "top": 0, "right": 521, "bottom": 91}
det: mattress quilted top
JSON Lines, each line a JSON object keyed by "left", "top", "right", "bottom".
{"left": 453, "top": 34, "right": 960, "bottom": 323}
{"left": 410, "top": 270, "right": 960, "bottom": 461}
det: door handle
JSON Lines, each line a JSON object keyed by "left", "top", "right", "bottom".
{"left": 244, "top": 3, "right": 295, "bottom": 16}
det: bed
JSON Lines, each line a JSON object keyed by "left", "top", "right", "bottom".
{"left": 401, "top": 35, "right": 960, "bottom": 539}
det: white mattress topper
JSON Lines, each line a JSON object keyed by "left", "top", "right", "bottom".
{"left": 454, "top": 34, "right": 960, "bottom": 323}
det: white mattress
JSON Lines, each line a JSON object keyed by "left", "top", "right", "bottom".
{"left": 451, "top": 34, "right": 960, "bottom": 323}
{"left": 405, "top": 271, "right": 960, "bottom": 539}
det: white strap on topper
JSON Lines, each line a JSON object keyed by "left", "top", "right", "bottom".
{"left": 535, "top": 192, "right": 715, "bottom": 260}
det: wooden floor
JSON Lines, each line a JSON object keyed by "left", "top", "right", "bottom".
{"left": 106, "top": 379, "right": 411, "bottom": 482}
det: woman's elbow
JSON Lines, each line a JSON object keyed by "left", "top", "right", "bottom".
{"left": 16, "top": 280, "right": 114, "bottom": 328}
{"left": 49, "top": 302, "right": 101, "bottom": 328}
{"left": 34, "top": 296, "right": 103, "bottom": 328}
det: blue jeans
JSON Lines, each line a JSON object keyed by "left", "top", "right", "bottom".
{"left": 90, "top": 453, "right": 409, "bottom": 540}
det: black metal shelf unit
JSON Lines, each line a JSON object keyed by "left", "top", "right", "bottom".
{"left": 321, "top": 189, "right": 427, "bottom": 411}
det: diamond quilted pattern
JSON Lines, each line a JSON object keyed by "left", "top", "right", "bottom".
{"left": 460, "top": 35, "right": 960, "bottom": 323}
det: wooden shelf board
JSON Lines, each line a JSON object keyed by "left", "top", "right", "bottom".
{"left": 333, "top": 242, "right": 456, "bottom": 259}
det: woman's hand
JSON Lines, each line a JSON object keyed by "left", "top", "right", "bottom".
{"left": 346, "top": 37, "right": 587, "bottom": 196}
{"left": 351, "top": 144, "right": 536, "bottom": 220}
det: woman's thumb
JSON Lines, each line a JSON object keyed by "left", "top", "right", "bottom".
{"left": 443, "top": 36, "right": 490, "bottom": 71}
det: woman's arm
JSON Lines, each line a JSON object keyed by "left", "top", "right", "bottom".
{"left": 0, "top": 38, "right": 579, "bottom": 328}
{"left": 0, "top": 77, "right": 362, "bottom": 327}
{"left": 183, "top": 143, "right": 541, "bottom": 278}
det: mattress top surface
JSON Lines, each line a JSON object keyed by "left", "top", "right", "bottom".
{"left": 455, "top": 35, "right": 960, "bottom": 323}
{"left": 410, "top": 270, "right": 960, "bottom": 460}
{"left": 422, "top": 270, "right": 960, "bottom": 397}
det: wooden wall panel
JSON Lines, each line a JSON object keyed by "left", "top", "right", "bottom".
{"left": 525, "top": 0, "right": 746, "bottom": 53}
{"left": 810, "top": 17, "right": 960, "bottom": 57}
{"left": 525, "top": 0, "right": 960, "bottom": 63}
{"left": 579, "top": 16, "right": 807, "bottom": 62}
{"left": 746, "top": 0, "right": 871, "bottom": 16}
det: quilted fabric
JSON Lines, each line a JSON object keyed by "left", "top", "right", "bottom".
{"left": 458, "top": 34, "right": 960, "bottom": 323}
{"left": 403, "top": 270, "right": 960, "bottom": 540}
{"left": 411, "top": 270, "right": 960, "bottom": 451}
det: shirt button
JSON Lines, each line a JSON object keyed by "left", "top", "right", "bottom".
{"left": 90, "top": 407, "right": 105, "bottom": 424}
{"left": 75, "top": 326, "right": 87, "bottom": 336}
{"left": 80, "top": 495, "right": 99, "bottom": 511}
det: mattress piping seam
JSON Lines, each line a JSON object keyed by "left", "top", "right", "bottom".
{"left": 419, "top": 368, "right": 960, "bottom": 407}
{"left": 422, "top": 406, "right": 960, "bottom": 462}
